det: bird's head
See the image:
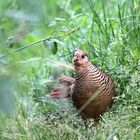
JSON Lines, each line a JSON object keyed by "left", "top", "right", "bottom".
{"left": 73, "top": 50, "right": 89, "bottom": 66}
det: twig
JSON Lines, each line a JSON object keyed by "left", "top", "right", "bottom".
{"left": 0, "top": 27, "right": 80, "bottom": 59}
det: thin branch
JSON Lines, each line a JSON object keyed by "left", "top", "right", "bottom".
{"left": 0, "top": 27, "right": 80, "bottom": 59}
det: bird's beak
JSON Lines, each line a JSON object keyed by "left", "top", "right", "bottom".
{"left": 73, "top": 57, "right": 79, "bottom": 63}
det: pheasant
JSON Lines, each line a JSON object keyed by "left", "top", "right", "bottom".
{"left": 50, "top": 50, "right": 115, "bottom": 124}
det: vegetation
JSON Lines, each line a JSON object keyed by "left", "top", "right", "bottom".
{"left": 0, "top": 0, "right": 140, "bottom": 139}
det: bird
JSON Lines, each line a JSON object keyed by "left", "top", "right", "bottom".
{"left": 50, "top": 50, "right": 115, "bottom": 125}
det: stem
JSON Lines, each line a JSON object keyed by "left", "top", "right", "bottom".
{"left": 0, "top": 27, "right": 80, "bottom": 59}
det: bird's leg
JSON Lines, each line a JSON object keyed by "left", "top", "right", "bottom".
{"left": 93, "top": 117, "right": 100, "bottom": 127}
{"left": 81, "top": 116, "right": 88, "bottom": 129}
{"left": 83, "top": 120, "right": 88, "bottom": 129}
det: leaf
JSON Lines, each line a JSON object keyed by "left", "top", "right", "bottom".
{"left": 51, "top": 41, "right": 58, "bottom": 55}
{"left": 133, "top": 48, "right": 140, "bottom": 60}
{"left": 43, "top": 40, "right": 58, "bottom": 55}
{"left": 6, "top": 37, "right": 14, "bottom": 48}
{"left": 54, "top": 18, "right": 66, "bottom": 21}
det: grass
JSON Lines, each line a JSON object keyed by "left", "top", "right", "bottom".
{"left": 0, "top": 0, "right": 140, "bottom": 139}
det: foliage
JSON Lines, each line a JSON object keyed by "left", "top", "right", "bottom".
{"left": 0, "top": 0, "right": 140, "bottom": 139}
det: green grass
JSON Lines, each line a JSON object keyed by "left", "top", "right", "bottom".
{"left": 0, "top": 0, "right": 140, "bottom": 139}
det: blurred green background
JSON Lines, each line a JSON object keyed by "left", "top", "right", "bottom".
{"left": 0, "top": 0, "right": 140, "bottom": 139}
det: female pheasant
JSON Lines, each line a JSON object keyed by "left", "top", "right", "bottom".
{"left": 50, "top": 50, "right": 115, "bottom": 124}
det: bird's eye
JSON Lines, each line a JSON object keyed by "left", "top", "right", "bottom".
{"left": 82, "top": 55, "right": 85, "bottom": 59}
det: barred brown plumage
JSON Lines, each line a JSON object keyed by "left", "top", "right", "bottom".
{"left": 50, "top": 50, "right": 115, "bottom": 125}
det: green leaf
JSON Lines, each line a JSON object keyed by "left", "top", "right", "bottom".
{"left": 43, "top": 40, "right": 58, "bottom": 55}
{"left": 51, "top": 41, "right": 58, "bottom": 55}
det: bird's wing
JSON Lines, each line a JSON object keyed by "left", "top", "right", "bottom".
{"left": 58, "top": 76, "right": 75, "bottom": 86}
{"left": 49, "top": 76, "right": 75, "bottom": 99}
{"left": 49, "top": 87, "right": 71, "bottom": 99}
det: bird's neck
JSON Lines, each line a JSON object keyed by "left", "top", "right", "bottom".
{"left": 73, "top": 62, "right": 92, "bottom": 96}
{"left": 74, "top": 62, "right": 92, "bottom": 72}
